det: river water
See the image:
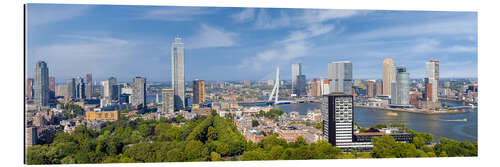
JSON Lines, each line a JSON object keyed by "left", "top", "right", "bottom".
{"left": 149, "top": 94, "right": 477, "bottom": 142}
{"left": 272, "top": 100, "right": 477, "bottom": 142}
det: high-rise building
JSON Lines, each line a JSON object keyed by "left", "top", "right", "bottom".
{"left": 75, "top": 76, "right": 85, "bottom": 99}
{"left": 66, "top": 78, "right": 75, "bottom": 100}
{"left": 382, "top": 58, "right": 395, "bottom": 96}
{"left": 34, "top": 61, "right": 49, "bottom": 108}
{"left": 85, "top": 74, "right": 93, "bottom": 99}
{"left": 296, "top": 75, "right": 307, "bottom": 97}
{"left": 425, "top": 60, "right": 440, "bottom": 103}
{"left": 172, "top": 36, "right": 185, "bottom": 110}
{"left": 393, "top": 66, "right": 410, "bottom": 105}
{"left": 243, "top": 80, "right": 251, "bottom": 87}
{"left": 311, "top": 78, "right": 322, "bottom": 97}
{"left": 132, "top": 77, "right": 146, "bottom": 109}
{"left": 321, "top": 78, "right": 330, "bottom": 95}
{"left": 321, "top": 93, "right": 354, "bottom": 148}
{"left": 193, "top": 80, "right": 206, "bottom": 105}
{"left": 375, "top": 81, "right": 383, "bottom": 96}
{"left": 49, "top": 76, "right": 55, "bottom": 99}
{"left": 291, "top": 63, "right": 302, "bottom": 95}
{"left": 101, "top": 77, "right": 119, "bottom": 106}
{"left": 55, "top": 85, "right": 68, "bottom": 98}
{"left": 365, "top": 80, "right": 376, "bottom": 98}
{"left": 328, "top": 61, "right": 353, "bottom": 95}
{"left": 26, "top": 78, "right": 33, "bottom": 100}
{"left": 162, "top": 88, "right": 174, "bottom": 113}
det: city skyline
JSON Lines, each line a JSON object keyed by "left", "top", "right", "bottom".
{"left": 26, "top": 4, "right": 477, "bottom": 82}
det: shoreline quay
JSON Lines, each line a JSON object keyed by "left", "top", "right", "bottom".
{"left": 354, "top": 105, "right": 470, "bottom": 115}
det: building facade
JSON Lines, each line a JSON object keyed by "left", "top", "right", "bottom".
{"left": 34, "top": 61, "right": 49, "bottom": 108}
{"left": 296, "top": 75, "right": 307, "bottom": 97}
{"left": 291, "top": 63, "right": 302, "bottom": 95}
{"left": 49, "top": 76, "right": 55, "bottom": 99}
{"left": 66, "top": 78, "right": 75, "bottom": 100}
{"left": 85, "top": 110, "right": 120, "bottom": 122}
{"left": 425, "top": 60, "right": 440, "bottom": 103}
{"left": 328, "top": 61, "right": 353, "bottom": 95}
{"left": 365, "top": 80, "right": 376, "bottom": 98}
{"left": 193, "top": 80, "right": 206, "bottom": 105}
{"left": 394, "top": 66, "right": 410, "bottom": 105}
{"left": 171, "top": 37, "right": 185, "bottom": 110}
{"left": 132, "top": 77, "right": 146, "bottom": 109}
{"left": 162, "top": 88, "right": 174, "bottom": 113}
{"left": 26, "top": 78, "right": 33, "bottom": 100}
{"left": 85, "top": 74, "right": 93, "bottom": 99}
{"left": 382, "top": 58, "right": 395, "bottom": 96}
{"left": 321, "top": 93, "right": 354, "bottom": 148}
{"left": 75, "top": 76, "right": 85, "bottom": 99}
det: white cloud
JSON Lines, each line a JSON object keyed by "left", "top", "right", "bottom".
{"left": 140, "top": 7, "right": 213, "bottom": 21}
{"left": 187, "top": 24, "right": 238, "bottom": 49}
{"left": 27, "top": 5, "right": 91, "bottom": 27}
{"left": 301, "top": 9, "right": 367, "bottom": 23}
{"left": 231, "top": 8, "right": 255, "bottom": 22}
{"left": 280, "top": 24, "right": 335, "bottom": 43}
{"left": 350, "top": 19, "right": 477, "bottom": 40}
{"left": 239, "top": 41, "right": 310, "bottom": 71}
{"left": 255, "top": 9, "right": 292, "bottom": 29}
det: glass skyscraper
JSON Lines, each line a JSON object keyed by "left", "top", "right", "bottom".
{"left": 328, "top": 61, "right": 353, "bottom": 95}
{"left": 291, "top": 63, "right": 302, "bottom": 95}
{"left": 394, "top": 66, "right": 410, "bottom": 105}
{"left": 34, "top": 61, "right": 49, "bottom": 108}
{"left": 171, "top": 36, "right": 185, "bottom": 110}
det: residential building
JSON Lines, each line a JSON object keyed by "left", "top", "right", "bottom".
{"left": 296, "top": 75, "right": 307, "bottom": 97}
{"left": 382, "top": 58, "right": 395, "bottom": 96}
{"left": 132, "top": 77, "right": 146, "bottom": 109}
{"left": 75, "top": 76, "right": 85, "bottom": 99}
{"left": 172, "top": 36, "right": 185, "bottom": 110}
{"left": 49, "top": 76, "right": 55, "bottom": 99}
{"left": 291, "top": 63, "right": 302, "bottom": 95}
{"left": 328, "top": 61, "right": 353, "bottom": 95}
{"left": 193, "top": 79, "right": 206, "bottom": 104}
{"left": 34, "top": 61, "right": 49, "bottom": 108}
{"left": 425, "top": 60, "right": 440, "bottom": 103}
{"left": 162, "top": 88, "right": 174, "bottom": 113}
{"left": 66, "top": 78, "right": 75, "bottom": 100}
{"left": 393, "top": 66, "right": 410, "bottom": 105}
{"left": 365, "top": 80, "right": 376, "bottom": 97}
{"left": 85, "top": 74, "right": 93, "bottom": 99}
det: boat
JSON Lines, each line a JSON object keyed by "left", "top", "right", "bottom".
{"left": 386, "top": 112, "right": 398, "bottom": 116}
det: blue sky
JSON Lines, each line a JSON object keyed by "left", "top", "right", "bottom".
{"left": 26, "top": 4, "right": 477, "bottom": 83}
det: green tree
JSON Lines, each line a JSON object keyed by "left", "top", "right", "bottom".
{"left": 371, "top": 135, "right": 397, "bottom": 158}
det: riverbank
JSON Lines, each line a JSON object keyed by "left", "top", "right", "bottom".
{"left": 354, "top": 105, "right": 470, "bottom": 115}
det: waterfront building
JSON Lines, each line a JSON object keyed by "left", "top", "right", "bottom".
{"left": 162, "top": 88, "right": 174, "bottom": 113}
{"left": 382, "top": 58, "right": 395, "bottom": 96}
{"left": 131, "top": 77, "right": 146, "bottom": 109}
{"left": 410, "top": 92, "right": 423, "bottom": 106}
{"left": 328, "top": 61, "right": 353, "bottom": 95}
{"left": 85, "top": 110, "right": 120, "bottom": 122}
{"left": 85, "top": 74, "right": 93, "bottom": 99}
{"left": 365, "top": 80, "right": 376, "bottom": 98}
{"left": 49, "top": 76, "right": 55, "bottom": 99}
{"left": 193, "top": 79, "right": 206, "bottom": 105}
{"left": 75, "top": 76, "right": 85, "bottom": 99}
{"left": 171, "top": 36, "right": 185, "bottom": 110}
{"left": 66, "top": 78, "right": 75, "bottom": 100}
{"left": 34, "top": 61, "right": 49, "bottom": 108}
{"left": 425, "top": 60, "right": 440, "bottom": 103}
{"left": 291, "top": 63, "right": 302, "bottom": 96}
{"left": 321, "top": 93, "right": 354, "bottom": 148}
{"left": 26, "top": 78, "right": 33, "bottom": 100}
{"left": 393, "top": 66, "right": 410, "bottom": 105}
{"left": 296, "top": 75, "right": 307, "bottom": 97}
{"left": 311, "top": 78, "right": 322, "bottom": 97}
{"left": 376, "top": 81, "right": 383, "bottom": 96}
{"left": 321, "top": 78, "right": 330, "bottom": 95}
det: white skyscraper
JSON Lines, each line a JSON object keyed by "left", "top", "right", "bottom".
{"left": 171, "top": 36, "right": 185, "bottom": 110}
{"left": 328, "top": 61, "right": 353, "bottom": 95}
{"left": 382, "top": 58, "right": 395, "bottom": 96}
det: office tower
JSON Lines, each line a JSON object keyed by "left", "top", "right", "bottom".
{"left": 193, "top": 80, "right": 206, "bottom": 104}
{"left": 75, "top": 76, "right": 85, "bottom": 99}
{"left": 328, "top": 61, "right": 353, "bottom": 95}
{"left": 321, "top": 78, "right": 330, "bottom": 95}
{"left": 66, "top": 78, "right": 75, "bottom": 100}
{"left": 109, "top": 77, "right": 119, "bottom": 103}
{"left": 311, "top": 78, "right": 322, "bottom": 97}
{"left": 34, "top": 61, "right": 49, "bottom": 107}
{"left": 162, "top": 88, "right": 174, "bottom": 113}
{"left": 55, "top": 85, "right": 68, "bottom": 97}
{"left": 49, "top": 77, "right": 55, "bottom": 99}
{"left": 101, "top": 77, "right": 118, "bottom": 106}
{"left": 26, "top": 78, "right": 33, "bottom": 100}
{"left": 376, "top": 81, "right": 383, "bottom": 96}
{"left": 391, "top": 81, "right": 397, "bottom": 104}
{"left": 85, "top": 74, "right": 93, "bottom": 99}
{"left": 132, "top": 77, "right": 146, "bottom": 109}
{"left": 394, "top": 66, "right": 410, "bottom": 105}
{"left": 365, "top": 80, "right": 376, "bottom": 98}
{"left": 425, "top": 60, "right": 440, "bottom": 103}
{"left": 296, "top": 75, "right": 307, "bottom": 97}
{"left": 172, "top": 36, "right": 185, "bottom": 110}
{"left": 291, "top": 63, "right": 302, "bottom": 95}
{"left": 382, "top": 58, "right": 395, "bottom": 96}
{"left": 321, "top": 93, "right": 354, "bottom": 148}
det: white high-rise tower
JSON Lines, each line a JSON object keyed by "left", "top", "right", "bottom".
{"left": 172, "top": 36, "right": 185, "bottom": 110}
